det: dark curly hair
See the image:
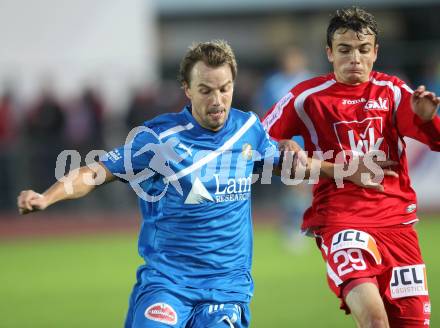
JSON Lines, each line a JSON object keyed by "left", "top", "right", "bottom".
{"left": 178, "top": 40, "right": 237, "bottom": 87}
{"left": 327, "top": 7, "right": 379, "bottom": 47}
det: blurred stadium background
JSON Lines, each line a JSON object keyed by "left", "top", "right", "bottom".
{"left": 0, "top": 0, "right": 439, "bottom": 327}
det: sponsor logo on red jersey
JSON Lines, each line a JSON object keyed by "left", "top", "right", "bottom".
{"left": 263, "top": 92, "right": 294, "bottom": 131}
{"left": 342, "top": 98, "right": 366, "bottom": 105}
{"left": 145, "top": 303, "right": 178, "bottom": 325}
{"left": 333, "top": 117, "right": 387, "bottom": 157}
{"left": 364, "top": 97, "right": 389, "bottom": 111}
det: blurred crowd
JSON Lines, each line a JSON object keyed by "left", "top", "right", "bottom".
{"left": 0, "top": 79, "right": 190, "bottom": 213}
{"left": 1, "top": 48, "right": 440, "bottom": 215}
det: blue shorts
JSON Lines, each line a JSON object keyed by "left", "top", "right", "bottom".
{"left": 125, "top": 281, "right": 251, "bottom": 327}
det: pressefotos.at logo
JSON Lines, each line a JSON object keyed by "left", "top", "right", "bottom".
{"left": 54, "top": 124, "right": 394, "bottom": 203}
{"left": 115, "top": 125, "right": 184, "bottom": 202}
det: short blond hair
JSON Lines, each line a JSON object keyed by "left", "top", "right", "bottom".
{"left": 178, "top": 40, "right": 237, "bottom": 87}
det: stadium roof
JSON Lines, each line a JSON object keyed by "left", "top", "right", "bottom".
{"left": 157, "top": 0, "right": 439, "bottom": 15}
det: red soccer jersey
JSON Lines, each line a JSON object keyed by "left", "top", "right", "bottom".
{"left": 262, "top": 71, "right": 440, "bottom": 231}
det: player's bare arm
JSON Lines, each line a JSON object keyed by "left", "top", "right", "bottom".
{"left": 411, "top": 85, "right": 440, "bottom": 122}
{"left": 334, "top": 157, "right": 398, "bottom": 192}
{"left": 277, "top": 139, "right": 398, "bottom": 192}
{"left": 17, "top": 162, "right": 115, "bottom": 215}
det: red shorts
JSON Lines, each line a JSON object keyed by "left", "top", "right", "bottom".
{"left": 315, "top": 224, "right": 431, "bottom": 327}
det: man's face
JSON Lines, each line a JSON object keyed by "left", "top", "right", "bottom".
{"left": 327, "top": 28, "right": 378, "bottom": 85}
{"left": 184, "top": 61, "right": 233, "bottom": 131}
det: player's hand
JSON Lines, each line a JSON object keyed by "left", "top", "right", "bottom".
{"left": 17, "top": 190, "right": 48, "bottom": 215}
{"left": 411, "top": 85, "right": 440, "bottom": 122}
{"left": 345, "top": 157, "right": 398, "bottom": 192}
{"left": 278, "top": 139, "right": 308, "bottom": 166}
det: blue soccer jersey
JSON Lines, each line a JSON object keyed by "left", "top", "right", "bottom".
{"left": 101, "top": 106, "right": 278, "bottom": 302}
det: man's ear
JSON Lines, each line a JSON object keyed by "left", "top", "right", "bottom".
{"left": 373, "top": 43, "right": 379, "bottom": 63}
{"left": 183, "top": 82, "right": 191, "bottom": 99}
{"left": 326, "top": 46, "right": 334, "bottom": 63}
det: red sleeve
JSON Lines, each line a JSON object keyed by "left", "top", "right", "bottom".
{"left": 395, "top": 82, "right": 440, "bottom": 151}
{"left": 261, "top": 91, "right": 301, "bottom": 141}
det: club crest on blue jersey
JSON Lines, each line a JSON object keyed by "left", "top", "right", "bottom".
{"left": 241, "top": 143, "right": 253, "bottom": 160}
{"left": 100, "top": 107, "right": 280, "bottom": 302}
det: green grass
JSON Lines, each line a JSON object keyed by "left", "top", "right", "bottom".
{"left": 0, "top": 219, "right": 439, "bottom": 327}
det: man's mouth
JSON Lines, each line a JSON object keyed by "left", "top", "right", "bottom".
{"left": 208, "top": 109, "right": 225, "bottom": 119}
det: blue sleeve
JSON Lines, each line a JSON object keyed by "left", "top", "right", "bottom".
{"left": 253, "top": 115, "right": 280, "bottom": 166}
{"left": 100, "top": 130, "right": 158, "bottom": 183}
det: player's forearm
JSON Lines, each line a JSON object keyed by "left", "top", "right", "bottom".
{"left": 314, "top": 159, "right": 337, "bottom": 179}
{"left": 409, "top": 115, "right": 440, "bottom": 151}
{"left": 276, "top": 156, "right": 335, "bottom": 180}
{"left": 302, "top": 158, "right": 343, "bottom": 180}
{"left": 419, "top": 115, "right": 440, "bottom": 150}
{"left": 43, "top": 166, "right": 99, "bottom": 207}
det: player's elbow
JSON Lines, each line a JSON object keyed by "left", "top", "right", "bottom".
{"left": 64, "top": 166, "right": 102, "bottom": 199}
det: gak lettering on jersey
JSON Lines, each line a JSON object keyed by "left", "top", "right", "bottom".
{"left": 364, "top": 97, "right": 389, "bottom": 111}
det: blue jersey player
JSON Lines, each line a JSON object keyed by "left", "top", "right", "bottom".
{"left": 17, "top": 40, "right": 393, "bottom": 327}
{"left": 17, "top": 40, "right": 282, "bottom": 328}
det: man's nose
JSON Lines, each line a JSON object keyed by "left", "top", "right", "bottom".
{"left": 211, "top": 91, "right": 221, "bottom": 106}
{"left": 351, "top": 49, "right": 361, "bottom": 64}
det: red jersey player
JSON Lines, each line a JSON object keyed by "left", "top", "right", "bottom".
{"left": 263, "top": 7, "right": 440, "bottom": 328}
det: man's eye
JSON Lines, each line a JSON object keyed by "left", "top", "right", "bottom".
{"left": 360, "top": 48, "right": 370, "bottom": 54}
{"left": 339, "top": 49, "right": 350, "bottom": 54}
{"left": 200, "top": 89, "right": 210, "bottom": 94}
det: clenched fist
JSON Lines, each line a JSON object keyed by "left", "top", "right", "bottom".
{"left": 17, "top": 190, "right": 49, "bottom": 215}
